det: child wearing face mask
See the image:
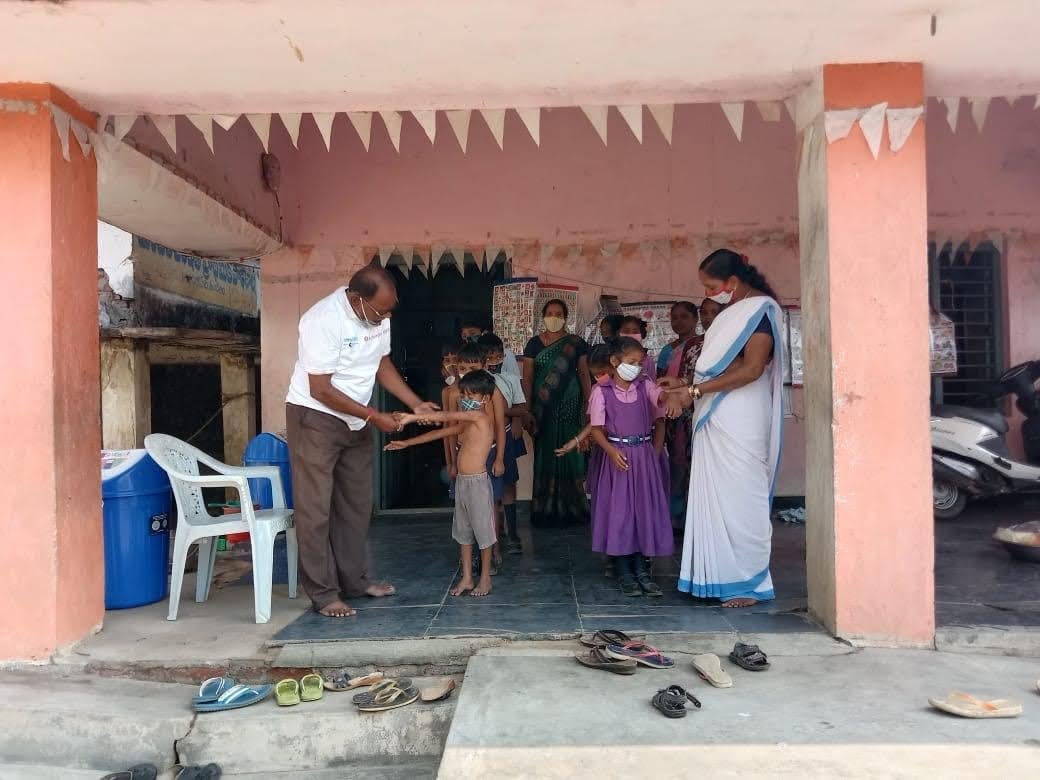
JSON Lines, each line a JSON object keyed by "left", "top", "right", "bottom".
{"left": 477, "top": 333, "right": 529, "bottom": 555}
{"left": 586, "top": 337, "right": 673, "bottom": 597}
{"left": 618, "top": 316, "right": 657, "bottom": 379}
{"left": 451, "top": 342, "right": 507, "bottom": 570}
{"left": 387, "top": 370, "right": 499, "bottom": 597}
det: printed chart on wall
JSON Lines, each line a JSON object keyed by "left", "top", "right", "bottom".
{"left": 492, "top": 277, "right": 538, "bottom": 355}
{"left": 621, "top": 301, "right": 677, "bottom": 357}
{"left": 534, "top": 282, "right": 580, "bottom": 336}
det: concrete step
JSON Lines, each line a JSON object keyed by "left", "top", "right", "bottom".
{"left": 226, "top": 761, "right": 439, "bottom": 779}
{"left": 177, "top": 676, "right": 457, "bottom": 774}
{"left": 0, "top": 766, "right": 110, "bottom": 779}
{"left": 438, "top": 646, "right": 1040, "bottom": 779}
{"left": 0, "top": 670, "right": 193, "bottom": 774}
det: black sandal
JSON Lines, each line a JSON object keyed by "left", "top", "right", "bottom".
{"left": 729, "top": 642, "right": 770, "bottom": 671}
{"left": 101, "top": 766, "right": 158, "bottom": 780}
{"left": 637, "top": 576, "right": 663, "bottom": 597}
{"left": 651, "top": 685, "right": 702, "bottom": 718}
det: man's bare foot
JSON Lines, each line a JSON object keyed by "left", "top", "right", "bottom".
{"left": 317, "top": 600, "right": 356, "bottom": 618}
{"left": 450, "top": 579, "right": 474, "bottom": 597}
{"left": 721, "top": 597, "right": 758, "bottom": 608}
{"left": 365, "top": 582, "right": 396, "bottom": 598}
{"left": 471, "top": 577, "right": 493, "bottom": 597}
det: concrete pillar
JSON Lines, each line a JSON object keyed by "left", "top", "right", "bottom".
{"left": 220, "top": 353, "right": 257, "bottom": 468}
{"left": 798, "top": 64, "right": 934, "bottom": 645}
{"left": 0, "top": 84, "right": 102, "bottom": 659}
{"left": 101, "top": 338, "right": 151, "bottom": 449}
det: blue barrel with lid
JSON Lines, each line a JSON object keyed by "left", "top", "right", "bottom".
{"left": 242, "top": 432, "right": 293, "bottom": 508}
{"left": 101, "top": 449, "right": 172, "bottom": 609}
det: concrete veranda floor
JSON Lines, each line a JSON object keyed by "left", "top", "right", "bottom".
{"left": 57, "top": 500, "right": 1040, "bottom": 676}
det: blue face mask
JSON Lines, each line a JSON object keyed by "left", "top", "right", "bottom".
{"left": 459, "top": 397, "right": 484, "bottom": 411}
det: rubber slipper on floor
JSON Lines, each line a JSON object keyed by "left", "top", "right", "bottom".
{"left": 324, "top": 670, "right": 384, "bottom": 692}
{"left": 356, "top": 680, "right": 420, "bottom": 712}
{"left": 929, "top": 692, "right": 1023, "bottom": 719}
{"left": 692, "top": 653, "right": 733, "bottom": 688}
{"left": 191, "top": 676, "right": 236, "bottom": 705}
{"left": 193, "top": 684, "right": 273, "bottom": 713}
{"left": 605, "top": 641, "right": 675, "bottom": 669}
{"left": 420, "top": 678, "right": 457, "bottom": 702}
{"left": 651, "top": 685, "right": 701, "bottom": 718}
{"left": 275, "top": 679, "right": 301, "bottom": 706}
{"left": 352, "top": 678, "right": 413, "bottom": 705}
{"left": 101, "top": 764, "right": 158, "bottom": 780}
{"left": 575, "top": 647, "right": 638, "bottom": 675}
{"left": 729, "top": 642, "right": 770, "bottom": 671}
{"left": 579, "top": 629, "right": 636, "bottom": 648}
{"left": 300, "top": 673, "right": 324, "bottom": 702}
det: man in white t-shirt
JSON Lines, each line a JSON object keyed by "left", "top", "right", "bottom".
{"left": 285, "top": 265, "right": 439, "bottom": 618}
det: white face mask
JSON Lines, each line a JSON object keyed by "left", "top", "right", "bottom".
{"left": 695, "top": 319, "right": 705, "bottom": 336}
{"left": 616, "top": 363, "right": 641, "bottom": 382}
{"left": 543, "top": 316, "right": 566, "bottom": 333}
{"left": 444, "top": 375, "right": 456, "bottom": 386}
{"left": 707, "top": 289, "right": 733, "bottom": 305}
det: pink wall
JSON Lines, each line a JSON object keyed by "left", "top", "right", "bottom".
{"left": 0, "top": 84, "right": 102, "bottom": 660}
{"left": 250, "top": 100, "right": 1037, "bottom": 500}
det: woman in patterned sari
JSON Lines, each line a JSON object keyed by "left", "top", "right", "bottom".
{"left": 522, "top": 299, "right": 591, "bottom": 527}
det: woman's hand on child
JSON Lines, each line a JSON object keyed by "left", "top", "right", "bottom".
{"left": 607, "top": 446, "right": 629, "bottom": 472}
{"left": 657, "top": 376, "right": 686, "bottom": 390}
{"left": 493, "top": 458, "right": 505, "bottom": 477}
{"left": 384, "top": 440, "right": 408, "bottom": 451}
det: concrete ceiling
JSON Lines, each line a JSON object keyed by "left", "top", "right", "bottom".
{"left": 2, "top": 1, "right": 1038, "bottom": 115}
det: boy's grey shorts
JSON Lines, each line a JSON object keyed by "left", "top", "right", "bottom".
{"left": 453, "top": 472, "right": 497, "bottom": 550}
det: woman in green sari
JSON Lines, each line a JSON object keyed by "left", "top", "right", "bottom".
{"left": 522, "top": 299, "right": 592, "bottom": 527}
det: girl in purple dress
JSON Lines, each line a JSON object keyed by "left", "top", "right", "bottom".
{"left": 587, "top": 337, "right": 673, "bottom": 597}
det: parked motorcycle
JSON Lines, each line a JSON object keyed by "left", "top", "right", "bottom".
{"left": 931, "top": 360, "right": 1040, "bottom": 519}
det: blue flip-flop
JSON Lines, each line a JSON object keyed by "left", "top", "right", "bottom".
{"left": 192, "top": 676, "right": 237, "bottom": 705}
{"left": 193, "top": 684, "right": 272, "bottom": 713}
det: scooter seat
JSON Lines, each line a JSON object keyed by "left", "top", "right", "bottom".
{"left": 933, "top": 404, "right": 1009, "bottom": 434}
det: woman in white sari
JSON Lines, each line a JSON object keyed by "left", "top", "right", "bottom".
{"left": 661, "top": 249, "right": 784, "bottom": 607}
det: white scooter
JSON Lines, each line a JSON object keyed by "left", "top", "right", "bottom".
{"left": 931, "top": 360, "right": 1040, "bottom": 519}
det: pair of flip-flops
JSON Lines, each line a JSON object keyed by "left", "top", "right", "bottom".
{"left": 651, "top": 685, "right": 702, "bottom": 718}
{"left": 276, "top": 674, "right": 324, "bottom": 706}
{"left": 192, "top": 676, "right": 272, "bottom": 713}
{"left": 576, "top": 631, "right": 674, "bottom": 672}
{"left": 352, "top": 678, "right": 421, "bottom": 712}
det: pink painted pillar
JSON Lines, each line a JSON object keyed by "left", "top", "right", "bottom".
{"left": 798, "top": 64, "right": 934, "bottom": 645}
{"left": 0, "top": 84, "right": 103, "bottom": 660}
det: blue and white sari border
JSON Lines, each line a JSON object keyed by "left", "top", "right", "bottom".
{"left": 677, "top": 567, "right": 775, "bottom": 601}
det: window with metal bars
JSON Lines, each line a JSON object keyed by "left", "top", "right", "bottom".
{"left": 928, "top": 241, "right": 1004, "bottom": 407}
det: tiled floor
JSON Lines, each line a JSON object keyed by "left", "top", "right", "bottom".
{"left": 259, "top": 498, "right": 1040, "bottom": 643}
{"left": 271, "top": 516, "right": 816, "bottom": 643}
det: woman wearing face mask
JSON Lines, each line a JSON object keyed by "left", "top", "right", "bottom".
{"left": 653, "top": 301, "right": 701, "bottom": 528}
{"left": 660, "top": 249, "right": 783, "bottom": 608}
{"left": 521, "top": 299, "right": 592, "bottom": 527}
{"left": 587, "top": 337, "right": 672, "bottom": 597}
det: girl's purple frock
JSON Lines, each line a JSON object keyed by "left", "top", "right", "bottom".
{"left": 590, "top": 379, "right": 674, "bottom": 557}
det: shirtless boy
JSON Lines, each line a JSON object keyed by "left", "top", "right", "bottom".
{"left": 386, "top": 370, "right": 498, "bottom": 597}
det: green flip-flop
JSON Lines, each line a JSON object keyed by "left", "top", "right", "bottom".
{"left": 300, "top": 673, "right": 324, "bottom": 702}
{"left": 275, "top": 679, "right": 301, "bottom": 707}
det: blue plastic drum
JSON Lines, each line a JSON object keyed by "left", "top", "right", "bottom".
{"left": 101, "top": 450, "right": 172, "bottom": 609}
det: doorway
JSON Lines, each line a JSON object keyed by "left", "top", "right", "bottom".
{"left": 374, "top": 255, "right": 507, "bottom": 512}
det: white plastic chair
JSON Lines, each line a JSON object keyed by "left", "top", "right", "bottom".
{"left": 144, "top": 433, "right": 298, "bottom": 623}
